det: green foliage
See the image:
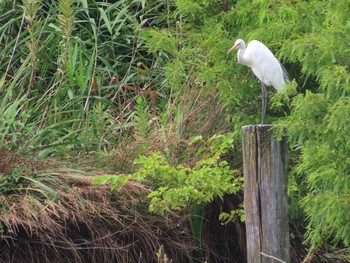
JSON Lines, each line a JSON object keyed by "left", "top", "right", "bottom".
{"left": 256, "top": 0, "right": 350, "bottom": 249}
{"left": 1, "top": 0, "right": 350, "bottom": 254}
{"left": 280, "top": 95, "right": 350, "bottom": 247}
{"left": 200, "top": 0, "right": 350, "bottom": 250}
{"left": 0, "top": 151, "right": 57, "bottom": 201}
{"left": 0, "top": 170, "right": 22, "bottom": 194}
{"left": 0, "top": 0, "right": 169, "bottom": 153}
{"left": 219, "top": 204, "right": 245, "bottom": 224}
{"left": 133, "top": 97, "right": 151, "bottom": 139}
{"left": 92, "top": 133, "right": 242, "bottom": 215}
{"left": 93, "top": 132, "right": 243, "bottom": 248}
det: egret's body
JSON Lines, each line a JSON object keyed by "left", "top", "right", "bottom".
{"left": 227, "top": 39, "right": 288, "bottom": 123}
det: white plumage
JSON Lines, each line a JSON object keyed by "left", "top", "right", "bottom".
{"left": 227, "top": 39, "right": 289, "bottom": 123}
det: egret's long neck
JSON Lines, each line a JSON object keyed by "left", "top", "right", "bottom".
{"left": 237, "top": 46, "right": 251, "bottom": 67}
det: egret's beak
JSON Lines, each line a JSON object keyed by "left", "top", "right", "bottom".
{"left": 227, "top": 43, "right": 238, "bottom": 54}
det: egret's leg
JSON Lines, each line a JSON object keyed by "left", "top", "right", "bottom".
{"left": 261, "top": 82, "right": 267, "bottom": 124}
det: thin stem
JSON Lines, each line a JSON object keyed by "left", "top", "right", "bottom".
{"left": 4, "top": 12, "right": 25, "bottom": 80}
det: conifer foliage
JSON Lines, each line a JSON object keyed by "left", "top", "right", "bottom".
{"left": 0, "top": 0, "right": 350, "bottom": 258}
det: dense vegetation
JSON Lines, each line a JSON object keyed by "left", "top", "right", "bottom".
{"left": 0, "top": 0, "right": 349, "bottom": 261}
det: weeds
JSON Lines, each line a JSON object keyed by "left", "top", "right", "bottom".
{"left": 0, "top": 170, "right": 194, "bottom": 263}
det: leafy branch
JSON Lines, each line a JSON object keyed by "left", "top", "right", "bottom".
{"left": 92, "top": 132, "right": 243, "bottom": 215}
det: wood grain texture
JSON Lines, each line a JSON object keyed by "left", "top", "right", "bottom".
{"left": 242, "top": 125, "right": 290, "bottom": 263}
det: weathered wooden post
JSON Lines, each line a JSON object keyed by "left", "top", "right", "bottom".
{"left": 242, "top": 124, "right": 290, "bottom": 263}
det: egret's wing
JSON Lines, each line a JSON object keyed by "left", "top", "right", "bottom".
{"left": 246, "top": 40, "right": 287, "bottom": 91}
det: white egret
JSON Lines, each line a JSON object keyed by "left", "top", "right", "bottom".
{"left": 227, "top": 39, "right": 289, "bottom": 124}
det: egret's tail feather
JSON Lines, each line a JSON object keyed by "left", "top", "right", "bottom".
{"left": 280, "top": 62, "right": 290, "bottom": 83}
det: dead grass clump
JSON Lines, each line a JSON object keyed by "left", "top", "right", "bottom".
{"left": 0, "top": 148, "right": 38, "bottom": 175}
{"left": 0, "top": 173, "right": 194, "bottom": 263}
{"left": 98, "top": 88, "right": 231, "bottom": 175}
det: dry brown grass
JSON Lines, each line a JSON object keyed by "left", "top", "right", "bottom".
{"left": 96, "top": 88, "right": 231, "bottom": 175}
{"left": 0, "top": 170, "right": 194, "bottom": 263}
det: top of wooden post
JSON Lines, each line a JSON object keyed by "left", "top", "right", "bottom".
{"left": 242, "top": 124, "right": 274, "bottom": 129}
